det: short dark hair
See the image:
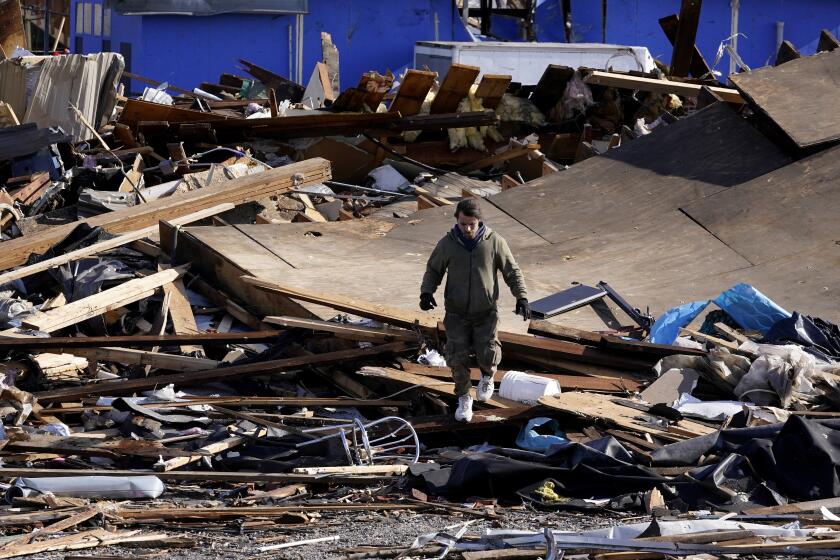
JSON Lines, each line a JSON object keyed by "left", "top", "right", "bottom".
{"left": 454, "top": 199, "right": 481, "bottom": 219}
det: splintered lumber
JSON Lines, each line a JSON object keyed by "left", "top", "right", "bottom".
{"left": 0, "top": 158, "right": 331, "bottom": 272}
{"left": 333, "top": 70, "right": 394, "bottom": 112}
{"left": 19, "top": 268, "right": 182, "bottom": 333}
{"left": 584, "top": 71, "right": 743, "bottom": 103}
{"left": 0, "top": 529, "right": 168, "bottom": 559}
{"left": 530, "top": 64, "right": 575, "bottom": 113}
{"left": 71, "top": 347, "right": 220, "bottom": 371}
{"left": 263, "top": 315, "right": 417, "bottom": 343}
{"left": 539, "top": 392, "right": 715, "bottom": 438}
{"left": 475, "top": 74, "right": 512, "bottom": 109}
{"left": 357, "top": 366, "right": 514, "bottom": 408}
{"left": 389, "top": 69, "right": 438, "bottom": 116}
{"left": 156, "top": 433, "right": 249, "bottom": 471}
{"left": 116, "top": 503, "right": 421, "bottom": 521}
{"left": 117, "top": 153, "right": 144, "bottom": 193}
{"left": 35, "top": 342, "right": 413, "bottom": 402}
{"left": 0, "top": 331, "right": 280, "bottom": 350}
{"left": 162, "top": 277, "right": 202, "bottom": 354}
{"left": 659, "top": 14, "right": 712, "bottom": 78}
{"left": 430, "top": 63, "right": 480, "bottom": 114}
{"left": 669, "top": 0, "right": 704, "bottom": 77}
{"left": 293, "top": 465, "right": 408, "bottom": 475}
{"left": 0, "top": 204, "right": 234, "bottom": 286}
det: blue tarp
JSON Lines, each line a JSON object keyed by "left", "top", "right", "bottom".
{"left": 648, "top": 283, "right": 791, "bottom": 345}
{"left": 515, "top": 417, "right": 568, "bottom": 453}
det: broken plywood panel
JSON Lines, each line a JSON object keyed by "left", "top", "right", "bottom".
{"left": 730, "top": 49, "right": 840, "bottom": 149}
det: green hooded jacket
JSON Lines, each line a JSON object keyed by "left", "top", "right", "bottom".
{"left": 421, "top": 225, "right": 527, "bottom": 318}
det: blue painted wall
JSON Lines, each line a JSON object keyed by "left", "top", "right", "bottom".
{"left": 70, "top": 0, "right": 840, "bottom": 91}
{"left": 71, "top": 0, "right": 462, "bottom": 94}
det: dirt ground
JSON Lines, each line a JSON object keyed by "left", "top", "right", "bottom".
{"left": 27, "top": 508, "right": 626, "bottom": 559}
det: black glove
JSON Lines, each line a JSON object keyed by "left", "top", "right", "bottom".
{"left": 420, "top": 293, "right": 437, "bottom": 311}
{"left": 515, "top": 298, "right": 531, "bottom": 321}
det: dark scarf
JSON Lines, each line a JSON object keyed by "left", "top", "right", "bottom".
{"left": 452, "top": 222, "right": 486, "bottom": 252}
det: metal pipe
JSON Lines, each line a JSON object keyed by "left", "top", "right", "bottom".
{"left": 776, "top": 20, "right": 785, "bottom": 56}
{"left": 296, "top": 13, "right": 304, "bottom": 84}
{"left": 288, "top": 23, "right": 293, "bottom": 79}
{"left": 729, "top": 0, "right": 740, "bottom": 76}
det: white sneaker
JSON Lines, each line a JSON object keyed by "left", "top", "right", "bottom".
{"left": 476, "top": 376, "right": 494, "bottom": 402}
{"left": 454, "top": 395, "right": 474, "bottom": 422}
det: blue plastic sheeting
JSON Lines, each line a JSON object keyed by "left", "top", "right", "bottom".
{"left": 515, "top": 417, "right": 568, "bottom": 453}
{"left": 648, "top": 283, "right": 791, "bottom": 345}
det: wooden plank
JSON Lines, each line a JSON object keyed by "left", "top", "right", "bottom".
{"left": 539, "top": 391, "right": 715, "bottom": 437}
{"left": 119, "top": 99, "right": 229, "bottom": 128}
{"left": 775, "top": 39, "right": 801, "bottom": 66}
{"left": 729, "top": 49, "right": 840, "bottom": 148}
{"left": 35, "top": 342, "right": 413, "bottom": 402}
{"left": 530, "top": 64, "right": 575, "bottom": 113}
{"left": 0, "top": 204, "right": 233, "bottom": 287}
{"left": 743, "top": 496, "right": 840, "bottom": 515}
{"left": 818, "top": 29, "right": 840, "bottom": 52}
{"left": 430, "top": 63, "right": 480, "bottom": 114}
{"left": 117, "top": 153, "right": 143, "bottom": 193}
{"left": 474, "top": 74, "right": 512, "bottom": 110}
{"left": 157, "top": 433, "right": 249, "bottom": 471}
{"left": 389, "top": 70, "right": 437, "bottom": 116}
{"left": 332, "top": 71, "right": 394, "bottom": 112}
{"left": 263, "top": 315, "right": 416, "bottom": 343}
{"left": 71, "top": 347, "right": 221, "bottom": 371}
{"left": 458, "top": 144, "right": 535, "bottom": 173}
{"left": 0, "top": 331, "right": 280, "bottom": 350}
{"left": 293, "top": 465, "right": 408, "bottom": 475}
{"left": 0, "top": 158, "right": 331, "bottom": 272}
{"left": 585, "top": 71, "right": 743, "bottom": 103}
{"left": 659, "top": 14, "right": 712, "bottom": 78}
{"left": 357, "top": 366, "right": 514, "bottom": 408}
{"left": 238, "top": 58, "right": 304, "bottom": 102}
{"left": 19, "top": 268, "right": 181, "bottom": 333}
{"left": 670, "top": 0, "right": 703, "bottom": 77}
{"left": 162, "top": 277, "right": 203, "bottom": 354}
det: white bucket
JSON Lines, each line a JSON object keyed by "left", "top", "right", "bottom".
{"left": 499, "top": 371, "right": 561, "bottom": 404}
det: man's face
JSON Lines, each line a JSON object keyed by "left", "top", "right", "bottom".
{"left": 457, "top": 214, "right": 480, "bottom": 240}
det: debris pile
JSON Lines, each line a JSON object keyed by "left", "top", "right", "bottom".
{"left": 0, "top": 20, "right": 836, "bottom": 560}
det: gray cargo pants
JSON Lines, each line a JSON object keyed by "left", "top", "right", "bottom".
{"left": 443, "top": 309, "right": 502, "bottom": 396}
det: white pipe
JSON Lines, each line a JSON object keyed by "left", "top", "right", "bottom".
{"left": 8, "top": 476, "right": 165, "bottom": 501}
{"left": 288, "top": 23, "right": 293, "bottom": 79}
{"left": 296, "top": 13, "right": 304, "bottom": 84}
{"left": 729, "top": 0, "right": 739, "bottom": 76}
{"left": 775, "top": 20, "right": 784, "bottom": 56}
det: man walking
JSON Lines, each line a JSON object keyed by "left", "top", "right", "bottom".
{"left": 419, "top": 199, "right": 529, "bottom": 422}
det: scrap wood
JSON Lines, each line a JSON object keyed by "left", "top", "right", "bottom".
{"left": 17, "top": 267, "right": 183, "bottom": 333}
{"left": 263, "top": 315, "right": 416, "bottom": 343}
{"left": 0, "top": 203, "right": 232, "bottom": 286}
{"left": 4, "top": 434, "right": 199, "bottom": 459}
{"left": 584, "top": 70, "right": 743, "bottom": 103}
{"left": 115, "top": 503, "right": 423, "bottom": 521}
{"left": 155, "top": 430, "right": 255, "bottom": 471}
{"left": 0, "top": 529, "right": 169, "bottom": 559}
{"left": 539, "top": 391, "right": 715, "bottom": 438}
{"left": 0, "top": 158, "right": 331, "bottom": 272}
{"left": 3, "top": 505, "right": 103, "bottom": 547}
{"left": 0, "top": 330, "right": 280, "bottom": 350}
{"left": 292, "top": 465, "right": 409, "bottom": 475}
{"left": 70, "top": 347, "right": 220, "bottom": 371}
{"left": 35, "top": 341, "right": 414, "bottom": 402}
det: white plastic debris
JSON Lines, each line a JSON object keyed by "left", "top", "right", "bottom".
{"left": 367, "top": 165, "right": 410, "bottom": 193}
{"left": 418, "top": 349, "right": 447, "bottom": 367}
{"left": 499, "top": 371, "right": 561, "bottom": 404}
{"left": 141, "top": 86, "right": 173, "bottom": 105}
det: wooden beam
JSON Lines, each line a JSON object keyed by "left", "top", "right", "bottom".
{"left": 19, "top": 268, "right": 183, "bottom": 333}
{"left": 35, "top": 342, "right": 414, "bottom": 402}
{"left": 659, "top": 13, "right": 712, "bottom": 78}
{"left": 263, "top": 315, "right": 416, "bottom": 343}
{"left": 389, "top": 70, "right": 437, "bottom": 116}
{"left": 670, "top": 0, "right": 704, "bottom": 77}
{"left": 474, "top": 74, "right": 511, "bottom": 110}
{"left": 0, "top": 159, "right": 331, "bottom": 273}
{"left": 584, "top": 71, "right": 743, "bottom": 103}
{"left": 430, "top": 63, "right": 480, "bottom": 114}
{"left": 71, "top": 347, "right": 221, "bottom": 371}
{"left": 0, "top": 331, "right": 280, "bottom": 350}
{"left": 156, "top": 433, "right": 249, "bottom": 471}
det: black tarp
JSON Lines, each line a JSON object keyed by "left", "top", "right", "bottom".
{"left": 766, "top": 311, "right": 840, "bottom": 362}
